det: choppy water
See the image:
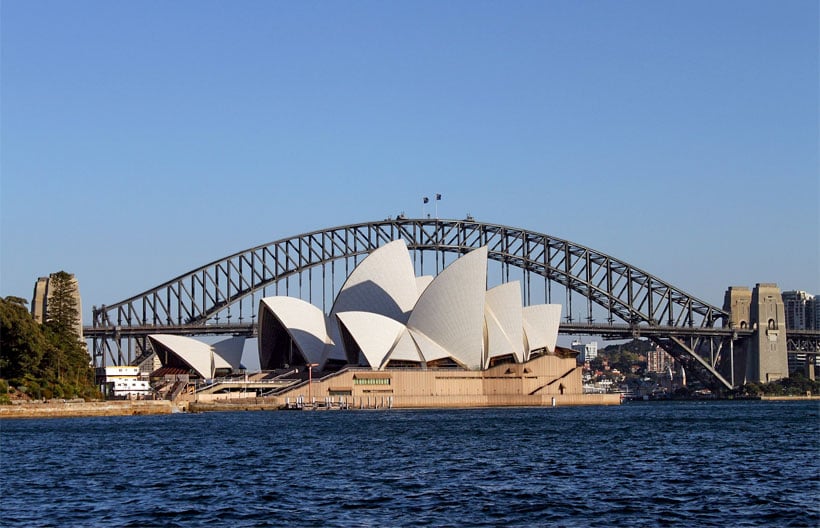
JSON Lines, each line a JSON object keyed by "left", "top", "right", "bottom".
{"left": 1, "top": 401, "right": 818, "bottom": 527}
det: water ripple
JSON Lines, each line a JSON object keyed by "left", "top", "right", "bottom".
{"left": 0, "top": 401, "right": 818, "bottom": 527}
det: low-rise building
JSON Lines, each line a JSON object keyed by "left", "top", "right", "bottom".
{"left": 98, "top": 366, "right": 151, "bottom": 399}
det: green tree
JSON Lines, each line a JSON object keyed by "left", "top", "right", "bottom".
{"left": 1, "top": 273, "right": 100, "bottom": 401}
{"left": 44, "top": 271, "right": 80, "bottom": 337}
{"left": 0, "top": 296, "right": 46, "bottom": 379}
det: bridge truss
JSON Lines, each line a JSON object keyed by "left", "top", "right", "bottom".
{"left": 90, "top": 218, "right": 790, "bottom": 392}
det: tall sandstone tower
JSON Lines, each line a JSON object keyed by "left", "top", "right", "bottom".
{"left": 31, "top": 272, "right": 84, "bottom": 343}
{"left": 723, "top": 283, "right": 788, "bottom": 384}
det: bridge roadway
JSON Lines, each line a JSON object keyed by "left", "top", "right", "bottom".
{"left": 83, "top": 323, "right": 820, "bottom": 353}
{"left": 84, "top": 322, "right": 749, "bottom": 339}
{"left": 85, "top": 322, "right": 820, "bottom": 343}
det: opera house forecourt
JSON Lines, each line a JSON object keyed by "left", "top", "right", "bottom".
{"left": 150, "top": 240, "right": 620, "bottom": 408}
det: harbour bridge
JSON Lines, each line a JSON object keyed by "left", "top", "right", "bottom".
{"left": 86, "top": 218, "right": 820, "bottom": 393}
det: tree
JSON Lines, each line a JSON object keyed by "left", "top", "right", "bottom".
{"left": 0, "top": 296, "right": 46, "bottom": 380}
{"left": 0, "top": 273, "right": 100, "bottom": 401}
{"left": 44, "top": 271, "right": 80, "bottom": 338}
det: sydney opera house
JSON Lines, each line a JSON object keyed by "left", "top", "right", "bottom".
{"left": 149, "top": 240, "right": 611, "bottom": 407}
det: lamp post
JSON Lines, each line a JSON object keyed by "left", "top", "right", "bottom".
{"left": 306, "top": 363, "right": 319, "bottom": 408}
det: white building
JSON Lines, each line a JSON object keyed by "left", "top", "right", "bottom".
{"left": 647, "top": 346, "right": 673, "bottom": 373}
{"left": 258, "top": 240, "right": 563, "bottom": 372}
{"left": 148, "top": 335, "right": 246, "bottom": 379}
{"left": 782, "top": 290, "right": 816, "bottom": 330}
{"left": 100, "top": 366, "right": 151, "bottom": 398}
{"left": 572, "top": 340, "right": 598, "bottom": 363}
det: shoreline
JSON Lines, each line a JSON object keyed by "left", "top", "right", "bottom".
{"left": 2, "top": 393, "right": 817, "bottom": 419}
{"left": 0, "top": 400, "right": 176, "bottom": 419}
{"left": 1, "top": 394, "right": 619, "bottom": 418}
{"left": 759, "top": 395, "right": 820, "bottom": 401}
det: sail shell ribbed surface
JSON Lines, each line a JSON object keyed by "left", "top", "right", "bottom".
{"left": 523, "top": 304, "right": 562, "bottom": 357}
{"left": 485, "top": 282, "right": 525, "bottom": 365}
{"left": 407, "top": 247, "right": 488, "bottom": 369}
{"left": 335, "top": 311, "right": 406, "bottom": 369}
{"left": 259, "top": 297, "right": 330, "bottom": 367}
{"left": 329, "top": 239, "right": 418, "bottom": 324}
{"left": 148, "top": 334, "right": 233, "bottom": 379}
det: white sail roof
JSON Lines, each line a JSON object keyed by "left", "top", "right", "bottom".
{"left": 408, "top": 328, "right": 455, "bottom": 364}
{"left": 415, "top": 275, "right": 434, "bottom": 296}
{"left": 212, "top": 337, "right": 246, "bottom": 370}
{"left": 148, "top": 334, "right": 234, "bottom": 379}
{"left": 485, "top": 282, "right": 525, "bottom": 365}
{"left": 259, "top": 296, "right": 330, "bottom": 367}
{"left": 386, "top": 329, "right": 424, "bottom": 366}
{"left": 256, "top": 241, "right": 563, "bottom": 373}
{"left": 407, "top": 247, "right": 488, "bottom": 369}
{"left": 522, "top": 304, "right": 562, "bottom": 357}
{"left": 335, "top": 311, "right": 405, "bottom": 369}
{"left": 329, "top": 239, "right": 419, "bottom": 324}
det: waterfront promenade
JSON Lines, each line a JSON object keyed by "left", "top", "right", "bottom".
{"left": 0, "top": 392, "right": 621, "bottom": 418}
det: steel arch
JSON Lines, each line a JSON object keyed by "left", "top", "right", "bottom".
{"left": 91, "top": 218, "right": 731, "bottom": 386}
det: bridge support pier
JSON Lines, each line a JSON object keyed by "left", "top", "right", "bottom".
{"left": 724, "top": 284, "right": 789, "bottom": 385}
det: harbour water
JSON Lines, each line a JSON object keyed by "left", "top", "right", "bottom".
{"left": 1, "top": 400, "right": 818, "bottom": 527}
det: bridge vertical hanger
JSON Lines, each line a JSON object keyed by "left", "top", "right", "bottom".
{"left": 87, "top": 218, "right": 816, "bottom": 390}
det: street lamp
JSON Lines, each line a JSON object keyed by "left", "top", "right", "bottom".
{"left": 306, "top": 363, "right": 319, "bottom": 408}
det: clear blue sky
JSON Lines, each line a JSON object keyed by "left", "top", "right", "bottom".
{"left": 2, "top": 0, "right": 818, "bottom": 326}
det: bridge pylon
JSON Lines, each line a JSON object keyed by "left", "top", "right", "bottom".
{"left": 723, "top": 283, "right": 789, "bottom": 385}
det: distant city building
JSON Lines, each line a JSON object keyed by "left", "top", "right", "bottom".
{"left": 647, "top": 346, "right": 673, "bottom": 373}
{"left": 782, "top": 290, "right": 816, "bottom": 330}
{"left": 31, "top": 272, "right": 83, "bottom": 342}
{"left": 814, "top": 296, "right": 820, "bottom": 331}
{"left": 779, "top": 290, "right": 820, "bottom": 376}
{"left": 572, "top": 340, "right": 598, "bottom": 363}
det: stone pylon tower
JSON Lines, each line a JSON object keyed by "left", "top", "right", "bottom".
{"left": 31, "top": 272, "right": 84, "bottom": 342}
{"left": 749, "top": 283, "right": 788, "bottom": 383}
{"left": 723, "top": 286, "right": 752, "bottom": 385}
{"left": 724, "top": 283, "right": 788, "bottom": 385}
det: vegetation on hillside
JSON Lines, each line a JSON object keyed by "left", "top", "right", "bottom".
{"left": 0, "top": 274, "right": 100, "bottom": 401}
{"left": 737, "top": 374, "right": 820, "bottom": 397}
{"left": 587, "top": 338, "right": 819, "bottom": 397}
{"left": 592, "top": 339, "right": 654, "bottom": 374}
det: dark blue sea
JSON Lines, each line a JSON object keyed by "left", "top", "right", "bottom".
{"left": 1, "top": 401, "right": 818, "bottom": 527}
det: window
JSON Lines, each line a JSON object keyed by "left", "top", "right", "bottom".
{"left": 354, "top": 378, "right": 391, "bottom": 386}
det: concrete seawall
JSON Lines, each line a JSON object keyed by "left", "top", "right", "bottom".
{"left": 0, "top": 393, "right": 621, "bottom": 418}
{"left": 189, "top": 393, "right": 620, "bottom": 412}
{"left": 759, "top": 395, "right": 820, "bottom": 401}
{"left": 0, "top": 400, "right": 175, "bottom": 419}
